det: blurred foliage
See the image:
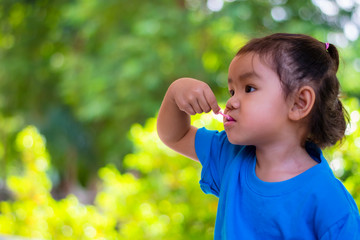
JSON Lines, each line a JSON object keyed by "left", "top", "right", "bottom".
{"left": 325, "top": 98, "right": 360, "bottom": 206}
{"left": 0, "top": 101, "right": 359, "bottom": 239}
{"left": 1, "top": 0, "right": 360, "bottom": 189}
{"left": 0, "top": 115, "right": 220, "bottom": 239}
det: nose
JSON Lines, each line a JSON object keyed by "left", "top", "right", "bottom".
{"left": 225, "top": 96, "right": 240, "bottom": 111}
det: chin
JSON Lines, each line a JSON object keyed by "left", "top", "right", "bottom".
{"left": 225, "top": 132, "right": 255, "bottom": 146}
{"left": 226, "top": 135, "right": 247, "bottom": 146}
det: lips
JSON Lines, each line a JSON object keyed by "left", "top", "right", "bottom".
{"left": 224, "top": 114, "right": 236, "bottom": 125}
{"left": 226, "top": 115, "right": 235, "bottom": 122}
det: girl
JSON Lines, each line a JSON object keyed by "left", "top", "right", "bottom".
{"left": 157, "top": 33, "right": 360, "bottom": 239}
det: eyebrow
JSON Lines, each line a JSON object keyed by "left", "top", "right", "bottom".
{"left": 228, "top": 71, "right": 260, "bottom": 83}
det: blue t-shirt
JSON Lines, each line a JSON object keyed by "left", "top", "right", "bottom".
{"left": 195, "top": 128, "right": 360, "bottom": 240}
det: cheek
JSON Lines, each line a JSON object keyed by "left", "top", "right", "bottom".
{"left": 245, "top": 98, "right": 288, "bottom": 122}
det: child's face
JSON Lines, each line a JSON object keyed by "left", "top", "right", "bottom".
{"left": 224, "top": 53, "right": 292, "bottom": 146}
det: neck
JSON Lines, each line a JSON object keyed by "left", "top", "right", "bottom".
{"left": 255, "top": 140, "right": 317, "bottom": 182}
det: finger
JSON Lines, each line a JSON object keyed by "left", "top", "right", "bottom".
{"left": 184, "top": 92, "right": 203, "bottom": 114}
{"left": 198, "top": 94, "right": 212, "bottom": 113}
{"left": 203, "top": 87, "right": 220, "bottom": 113}
{"left": 191, "top": 100, "right": 203, "bottom": 114}
{"left": 184, "top": 105, "right": 196, "bottom": 115}
{"left": 176, "top": 98, "right": 196, "bottom": 115}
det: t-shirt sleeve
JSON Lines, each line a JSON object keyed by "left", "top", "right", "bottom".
{"left": 319, "top": 212, "right": 360, "bottom": 240}
{"left": 195, "top": 127, "right": 233, "bottom": 197}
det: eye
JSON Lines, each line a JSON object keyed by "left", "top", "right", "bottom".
{"left": 229, "top": 89, "right": 235, "bottom": 96}
{"left": 245, "top": 85, "right": 255, "bottom": 93}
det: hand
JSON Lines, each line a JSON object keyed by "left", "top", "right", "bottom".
{"left": 170, "top": 78, "right": 220, "bottom": 115}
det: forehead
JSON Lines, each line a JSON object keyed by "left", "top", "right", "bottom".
{"left": 229, "top": 53, "right": 276, "bottom": 78}
{"left": 228, "top": 53, "right": 255, "bottom": 74}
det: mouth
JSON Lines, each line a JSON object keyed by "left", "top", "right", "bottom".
{"left": 224, "top": 114, "right": 236, "bottom": 125}
{"left": 217, "top": 110, "right": 236, "bottom": 125}
{"left": 225, "top": 115, "right": 235, "bottom": 121}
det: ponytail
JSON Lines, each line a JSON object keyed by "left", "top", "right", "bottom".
{"left": 327, "top": 43, "right": 339, "bottom": 72}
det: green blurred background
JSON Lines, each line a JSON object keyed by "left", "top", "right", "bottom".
{"left": 0, "top": 0, "right": 360, "bottom": 239}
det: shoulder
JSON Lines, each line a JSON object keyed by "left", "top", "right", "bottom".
{"left": 303, "top": 143, "right": 360, "bottom": 236}
{"left": 311, "top": 158, "right": 358, "bottom": 213}
{"left": 308, "top": 159, "right": 360, "bottom": 237}
{"left": 195, "top": 128, "right": 239, "bottom": 155}
{"left": 196, "top": 128, "right": 254, "bottom": 196}
{"left": 195, "top": 127, "right": 255, "bottom": 178}
{"left": 195, "top": 127, "right": 253, "bottom": 160}
{"left": 312, "top": 174, "right": 358, "bottom": 217}
{"left": 305, "top": 142, "right": 357, "bottom": 212}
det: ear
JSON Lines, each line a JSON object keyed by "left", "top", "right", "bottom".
{"left": 288, "top": 86, "right": 315, "bottom": 121}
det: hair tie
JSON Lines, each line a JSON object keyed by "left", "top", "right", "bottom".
{"left": 325, "top": 42, "right": 330, "bottom": 52}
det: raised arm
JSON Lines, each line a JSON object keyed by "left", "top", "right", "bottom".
{"left": 157, "top": 78, "right": 220, "bottom": 161}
